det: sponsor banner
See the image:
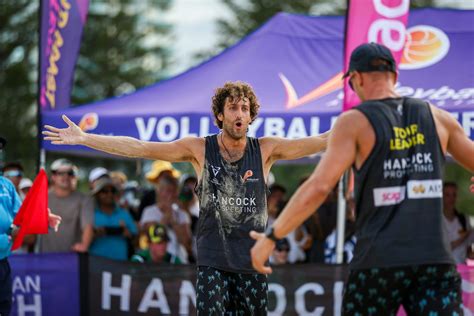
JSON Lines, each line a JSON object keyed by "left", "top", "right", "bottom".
{"left": 87, "top": 256, "right": 348, "bottom": 316}
{"left": 9, "top": 253, "right": 80, "bottom": 316}
{"left": 41, "top": 109, "right": 474, "bottom": 152}
{"left": 373, "top": 186, "right": 406, "bottom": 207}
{"left": 40, "top": 0, "right": 89, "bottom": 111}
{"left": 7, "top": 253, "right": 474, "bottom": 315}
{"left": 407, "top": 179, "right": 443, "bottom": 199}
{"left": 343, "top": 0, "right": 410, "bottom": 111}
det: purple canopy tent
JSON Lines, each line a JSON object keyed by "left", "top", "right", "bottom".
{"left": 42, "top": 8, "right": 474, "bottom": 155}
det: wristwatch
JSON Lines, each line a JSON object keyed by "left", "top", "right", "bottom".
{"left": 264, "top": 226, "right": 281, "bottom": 243}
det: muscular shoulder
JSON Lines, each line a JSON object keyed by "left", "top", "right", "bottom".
{"left": 258, "top": 136, "right": 282, "bottom": 160}
{"left": 175, "top": 136, "right": 206, "bottom": 161}
{"left": 429, "top": 104, "right": 456, "bottom": 127}
{"left": 335, "top": 109, "right": 371, "bottom": 133}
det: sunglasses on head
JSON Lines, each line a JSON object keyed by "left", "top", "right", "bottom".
{"left": 53, "top": 170, "right": 75, "bottom": 177}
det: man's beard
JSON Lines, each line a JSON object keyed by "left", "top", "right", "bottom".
{"left": 223, "top": 124, "right": 247, "bottom": 140}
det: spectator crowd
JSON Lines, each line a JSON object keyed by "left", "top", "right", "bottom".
{"left": 1, "top": 158, "right": 473, "bottom": 266}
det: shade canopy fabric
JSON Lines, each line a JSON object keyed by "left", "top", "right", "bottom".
{"left": 42, "top": 8, "right": 474, "bottom": 154}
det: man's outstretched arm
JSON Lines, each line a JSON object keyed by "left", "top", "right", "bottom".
{"left": 250, "top": 111, "right": 361, "bottom": 274}
{"left": 43, "top": 115, "right": 199, "bottom": 162}
{"left": 262, "top": 130, "right": 330, "bottom": 163}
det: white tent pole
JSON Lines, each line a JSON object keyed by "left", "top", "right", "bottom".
{"left": 335, "top": 175, "right": 347, "bottom": 264}
{"left": 40, "top": 148, "right": 46, "bottom": 170}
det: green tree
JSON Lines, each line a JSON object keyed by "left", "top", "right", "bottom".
{"left": 0, "top": 0, "right": 173, "bottom": 176}
{"left": 0, "top": 1, "right": 38, "bottom": 175}
{"left": 195, "top": 0, "right": 437, "bottom": 61}
{"left": 72, "top": 0, "right": 173, "bottom": 105}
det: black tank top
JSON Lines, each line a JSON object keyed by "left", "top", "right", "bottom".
{"left": 196, "top": 134, "right": 268, "bottom": 273}
{"left": 352, "top": 97, "right": 453, "bottom": 269}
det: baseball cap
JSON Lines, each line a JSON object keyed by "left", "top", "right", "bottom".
{"left": 91, "top": 177, "right": 118, "bottom": 195}
{"left": 148, "top": 224, "right": 169, "bottom": 244}
{"left": 89, "top": 167, "right": 109, "bottom": 183}
{"left": 50, "top": 158, "right": 77, "bottom": 174}
{"left": 146, "top": 160, "right": 180, "bottom": 182}
{"left": 343, "top": 43, "right": 396, "bottom": 78}
{"left": 19, "top": 178, "right": 33, "bottom": 190}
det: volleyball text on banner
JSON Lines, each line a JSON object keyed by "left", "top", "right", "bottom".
{"left": 12, "top": 169, "right": 49, "bottom": 250}
{"left": 343, "top": 0, "right": 410, "bottom": 111}
{"left": 39, "top": 0, "right": 89, "bottom": 111}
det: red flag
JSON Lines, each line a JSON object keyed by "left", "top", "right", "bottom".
{"left": 12, "top": 169, "right": 49, "bottom": 250}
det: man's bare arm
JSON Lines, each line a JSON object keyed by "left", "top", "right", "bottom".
{"left": 251, "top": 112, "right": 359, "bottom": 273}
{"left": 270, "top": 116, "right": 355, "bottom": 238}
{"left": 43, "top": 115, "right": 199, "bottom": 162}
{"left": 443, "top": 112, "right": 474, "bottom": 172}
{"left": 263, "top": 130, "right": 330, "bottom": 163}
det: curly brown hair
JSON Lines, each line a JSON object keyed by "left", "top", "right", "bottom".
{"left": 211, "top": 81, "right": 260, "bottom": 129}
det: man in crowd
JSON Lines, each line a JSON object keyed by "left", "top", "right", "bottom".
{"left": 2, "top": 162, "right": 24, "bottom": 194}
{"left": 138, "top": 160, "right": 181, "bottom": 218}
{"left": 43, "top": 81, "right": 329, "bottom": 315}
{"left": 251, "top": 43, "right": 474, "bottom": 315}
{"left": 88, "top": 167, "right": 109, "bottom": 190}
{"left": 37, "top": 158, "right": 94, "bottom": 253}
{"left": 131, "top": 223, "right": 181, "bottom": 264}
{"left": 140, "top": 175, "right": 191, "bottom": 264}
{"left": 18, "top": 178, "right": 33, "bottom": 200}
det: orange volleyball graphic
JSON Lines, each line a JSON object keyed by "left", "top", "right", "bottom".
{"left": 78, "top": 113, "right": 99, "bottom": 131}
{"left": 242, "top": 170, "right": 253, "bottom": 182}
{"left": 400, "top": 25, "right": 450, "bottom": 70}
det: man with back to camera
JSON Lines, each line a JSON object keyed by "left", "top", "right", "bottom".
{"left": 43, "top": 81, "right": 330, "bottom": 315}
{"left": 251, "top": 43, "right": 474, "bottom": 315}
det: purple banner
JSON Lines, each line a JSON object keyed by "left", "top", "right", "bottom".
{"left": 41, "top": 8, "right": 474, "bottom": 153}
{"left": 39, "top": 0, "right": 89, "bottom": 111}
{"left": 7, "top": 253, "right": 474, "bottom": 315}
{"left": 87, "top": 256, "right": 348, "bottom": 316}
{"left": 9, "top": 253, "right": 80, "bottom": 316}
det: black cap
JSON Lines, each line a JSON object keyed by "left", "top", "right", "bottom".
{"left": 148, "top": 224, "right": 169, "bottom": 243}
{"left": 343, "top": 43, "right": 396, "bottom": 78}
{"left": 0, "top": 137, "right": 6, "bottom": 150}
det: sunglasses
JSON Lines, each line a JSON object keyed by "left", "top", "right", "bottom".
{"left": 52, "top": 170, "right": 75, "bottom": 177}
{"left": 348, "top": 74, "right": 355, "bottom": 91}
{"left": 3, "top": 170, "right": 23, "bottom": 178}
{"left": 99, "top": 188, "right": 117, "bottom": 194}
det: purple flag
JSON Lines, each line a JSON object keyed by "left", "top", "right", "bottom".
{"left": 39, "top": 0, "right": 89, "bottom": 111}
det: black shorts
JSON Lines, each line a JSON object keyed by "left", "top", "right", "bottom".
{"left": 342, "top": 264, "right": 463, "bottom": 316}
{"left": 196, "top": 266, "right": 268, "bottom": 316}
{"left": 0, "top": 258, "right": 12, "bottom": 316}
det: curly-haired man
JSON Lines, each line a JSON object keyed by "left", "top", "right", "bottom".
{"left": 43, "top": 81, "right": 329, "bottom": 315}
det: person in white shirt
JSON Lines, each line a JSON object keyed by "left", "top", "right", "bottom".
{"left": 140, "top": 176, "right": 191, "bottom": 263}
